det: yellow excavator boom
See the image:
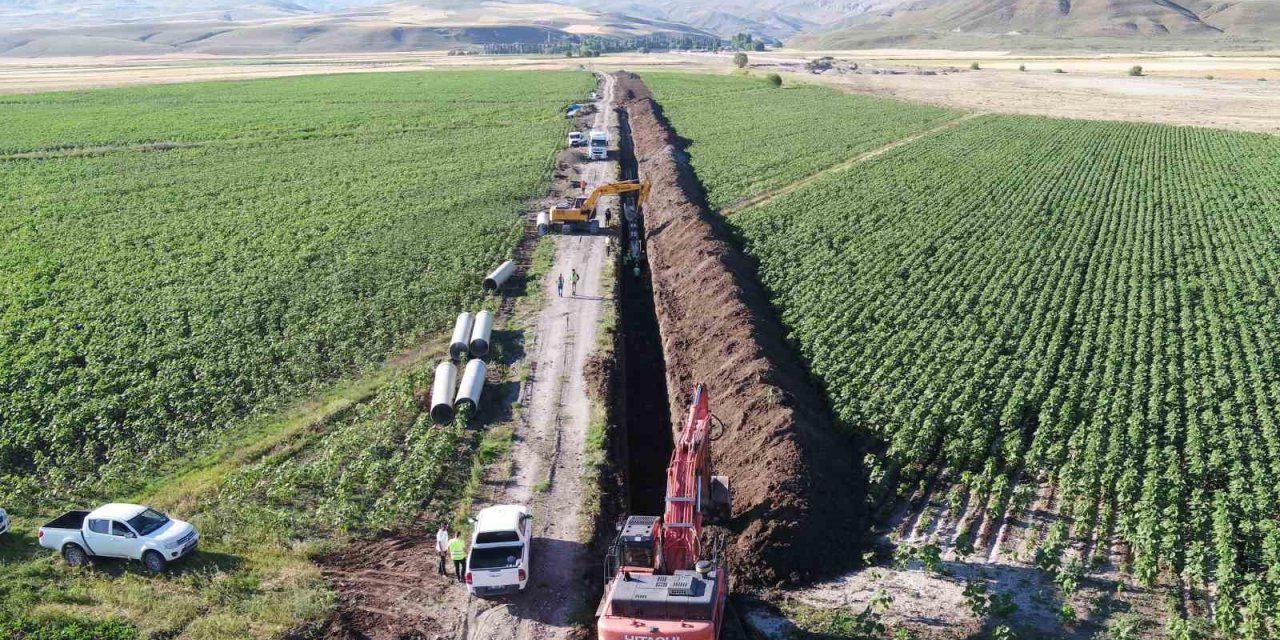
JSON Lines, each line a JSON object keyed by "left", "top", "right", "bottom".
{"left": 549, "top": 179, "right": 650, "bottom": 224}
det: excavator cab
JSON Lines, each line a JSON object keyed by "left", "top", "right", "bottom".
{"left": 606, "top": 516, "right": 661, "bottom": 577}
{"left": 596, "top": 385, "right": 730, "bottom": 640}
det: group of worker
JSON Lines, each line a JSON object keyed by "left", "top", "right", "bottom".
{"left": 556, "top": 269, "right": 580, "bottom": 297}
{"left": 435, "top": 524, "right": 467, "bottom": 583}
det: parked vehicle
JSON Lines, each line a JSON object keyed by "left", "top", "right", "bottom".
{"left": 568, "top": 131, "right": 584, "bottom": 147}
{"left": 0, "top": 507, "right": 9, "bottom": 535}
{"left": 466, "top": 504, "right": 531, "bottom": 597}
{"left": 588, "top": 131, "right": 609, "bottom": 161}
{"left": 38, "top": 503, "right": 198, "bottom": 572}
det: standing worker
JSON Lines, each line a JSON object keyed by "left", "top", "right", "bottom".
{"left": 448, "top": 531, "right": 467, "bottom": 583}
{"left": 557, "top": 273, "right": 564, "bottom": 298}
{"left": 571, "top": 269, "right": 580, "bottom": 296}
{"left": 435, "top": 524, "right": 449, "bottom": 575}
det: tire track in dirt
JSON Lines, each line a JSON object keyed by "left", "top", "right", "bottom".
{"left": 308, "top": 73, "right": 616, "bottom": 640}
{"left": 463, "top": 71, "right": 619, "bottom": 640}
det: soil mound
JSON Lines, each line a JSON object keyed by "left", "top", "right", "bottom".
{"left": 614, "top": 72, "right": 864, "bottom": 586}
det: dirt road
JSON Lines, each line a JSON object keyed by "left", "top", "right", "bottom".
{"left": 314, "top": 74, "right": 618, "bottom": 640}
{"left": 466, "top": 71, "right": 618, "bottom": 640}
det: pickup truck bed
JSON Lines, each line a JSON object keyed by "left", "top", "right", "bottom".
{"left": 44, "top": 511, "right": 89, "bottom": 531}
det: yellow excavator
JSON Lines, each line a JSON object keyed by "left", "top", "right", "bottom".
{"left": 543, "top": 179, "right": 650, "bottom": 233}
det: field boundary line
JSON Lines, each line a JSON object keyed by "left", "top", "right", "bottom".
{"left": 133, "top": 335, "right": 449, "bottom": 511}
{"left": 720, "top": 112, "right": 982, "bottom": 217}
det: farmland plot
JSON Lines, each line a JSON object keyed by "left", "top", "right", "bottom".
{"left": 731, "top": 115, "right": 1280, "bottom": 634}
{"left": 0, "top": 70, "right": 590, "bottom": 510}
{"left": 644, "top": 72, "right": 957, "bottom": 209}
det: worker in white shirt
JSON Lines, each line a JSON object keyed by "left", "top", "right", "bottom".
{"left": 435, "top": 524, "right": 450, "bottom": 575}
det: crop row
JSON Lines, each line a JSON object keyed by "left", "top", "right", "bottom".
{"left": 644, "top": 72, "right": 958, "bottom": 209}
{"left": 732, "top": 115, "right": 1280, "bottom": 633}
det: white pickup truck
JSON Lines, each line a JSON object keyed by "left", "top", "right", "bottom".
{"left": 38, "top": 503, "right": 198, "bottom": 572}
{"left": 0, "top": 507, "right": 9, "bottom": 535}
{"left": 466, "top": 504, "right": 532, "bottom": 598}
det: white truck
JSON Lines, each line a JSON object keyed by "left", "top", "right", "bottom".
{"left": 38, "top": 503, "right": 199, "bottom": 572}
{"left": 568, "top": 131, "right": 584, "bottom": 147}
{"left": 588, "top": 131, "right": 609, "bottom": 161}
{"left": 0, "top": 507, "right": 9, "bottom": 535}
{"left": 466, "top": 504, "right": 532, "bottom": 598}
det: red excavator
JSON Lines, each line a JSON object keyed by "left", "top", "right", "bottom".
{"left": 596, "top": 383, "right": 731, "bottom": 640}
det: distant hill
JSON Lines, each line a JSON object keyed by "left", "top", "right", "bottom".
{"left": 2, "top": 0, "right": 1277, "bottom": 53}
{"left": 562, "top": 0, "right": 1280, "bottom": 48}
{"left": 0, "top": 0, "right": 716, "bottom": 57}
{"left": 557, "top": 0, "right": 873, "bottom": 40}
{"left": 790, "top": 0, "right": 1280, "bottom": 49}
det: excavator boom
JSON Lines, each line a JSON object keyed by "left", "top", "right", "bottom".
{"left": 549, "top": 179, "right": 650, "bottom": 225}
{"left": 661, "top": 384, "right": 711, "bottom": 573}
{"left": 596, "top": 383, "right": 728, "bottom": 640}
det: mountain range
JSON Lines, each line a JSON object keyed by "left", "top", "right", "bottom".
{"left": 0, "top": 0, "right": 714, "bottom": 56}
{"left": 790, "top": 0, "right": 1280, "bottom": 48}
{"left": 1, "top": 0, "right": 1278, "bottom": 55}
{"left": 573, "top": 0, "right": 1280, "bottom": 47}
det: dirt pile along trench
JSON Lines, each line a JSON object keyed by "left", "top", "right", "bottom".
{"left": 614, "top": 71, "right": 864, "bottom": 587}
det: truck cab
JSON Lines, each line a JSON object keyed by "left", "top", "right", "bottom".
{"left": 466, "top": 504, "right": 531, "bottom": 598}
{"left": 38, "top": 503, "right": 198, "bottom": 572}
{"left": 588, "top": 131, "right": 609, "bottom": 160}
{"left": 0, "top": 507, "right": 9, "bottom": 535}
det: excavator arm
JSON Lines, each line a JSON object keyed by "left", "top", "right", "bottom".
{"left": 661, "top": 383, "right": 712, "bottom": 574}
{"left": 580, "top": 179, "right": 651, "bottom": 212}
{"left": 596, "top": 384, "right": 730, "bottom": 640}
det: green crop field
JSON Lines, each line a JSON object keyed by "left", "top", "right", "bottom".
{"left": 644, "top": 72, "right": 958, "bottom": 209}
{"left": 0, "top": 70, "right": 590, "bottom": 513}
{"left": 648, "top": 70, "right": 1280, "bottom": 635}
{"left": 727, "top": 115, "right": 1280, "bottom": 635}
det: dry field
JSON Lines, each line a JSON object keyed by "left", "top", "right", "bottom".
{"left": 3, "top": 48, "right": 1279, "bottom": 133}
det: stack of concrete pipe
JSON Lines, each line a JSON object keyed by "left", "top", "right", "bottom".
{"left": 432, "top": 309, "right": 496, "bottom": 423}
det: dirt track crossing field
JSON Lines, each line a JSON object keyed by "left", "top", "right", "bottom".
{"left": 465, "top": 71, "right": 618, "bottom": 640}
{"left": 310, "top": 74, "right": 617, "bottom": 640}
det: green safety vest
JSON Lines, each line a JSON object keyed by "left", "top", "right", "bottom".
{"left": 449, "top": 538, "right": 466, "bottom": 560}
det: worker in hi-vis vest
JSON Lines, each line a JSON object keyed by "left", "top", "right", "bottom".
{"left": 448, "top": 532, "right": 467, "bottom": 582}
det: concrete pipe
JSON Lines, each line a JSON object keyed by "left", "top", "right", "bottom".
{"left": 430, "top": 361, "right": 458, "bottom": 425}
{"left": 469, "top": 310, "right": 494, "bottom": 359}
{"left": 454, "top": 358, "right": 488, "bottom": 410}
{"left": 537, "top": 211, "right": 550, "bottom": 236}
{"left": 483, "top": 260, "right": 516, "bottom": 291}
{"left": 449, "top": 312, "right": 474, "bottom": 362}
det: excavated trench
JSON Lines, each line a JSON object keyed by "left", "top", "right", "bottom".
{"left": 614, "top": 72, "right": 867, "bottom": 587}
{"left": 614, "top": 104, "right": 675, "bottom": 517}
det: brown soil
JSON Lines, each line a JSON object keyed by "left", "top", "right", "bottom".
{"left": 316, "top": 530, "right": 469, "bottom": 640}
{"left": 614, "top": 71, "right": 864, "bottom": 588}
